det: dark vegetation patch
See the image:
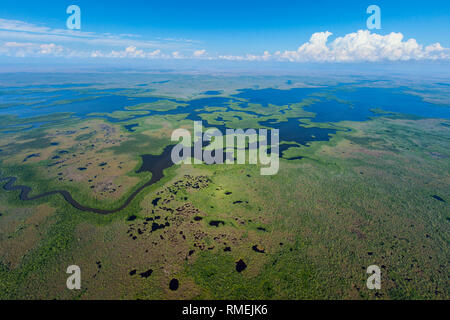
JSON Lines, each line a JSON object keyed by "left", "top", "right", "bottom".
{"left": 7, "top": 137, "right": 53, "bottom": 151}
{"left": 252, "top": 245, "right": 265, "bottom": 253}
{"left": 139, "top": 269, "right": 153, "bottom": 278}
{"left": 129, "top": 269, "right": 137, "bottom": 276}
{"left": 235, "top": 259, "right": 247, "bottom": 272}
{"left": 169, "top": 278, "right": 179, "bottom": 291}
{"left": 127, "top": 215, "right": 137, "bottom": 221}
{"left": 124, "top": 176, "right": 210, "bottom": 240}
{"left": 151, "top": 222, "right": 169, "bottom": 232}
{"left": 75, "top": 131, "right": 96, "bottom": 141}
{"left": 209, "top": 220, "right": 225, "bottom": 227}
{"left": 152, "top": 197, "right": 161, "bottom": 206}
{"left": 108, "top": 132, "right": 168, "bottom": 155}
{"left": 344, "top": 136, "right": 386, "bottom": 146}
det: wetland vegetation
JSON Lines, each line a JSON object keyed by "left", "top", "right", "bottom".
{"left": 0, "top": 73, "right": 448, "bottom": 300}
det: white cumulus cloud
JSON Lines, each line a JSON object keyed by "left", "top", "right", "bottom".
{"left": 0, "top": 41, "right": 66, "bottom": 57}
{"left": 218, "top": 51, "right": 271, "bottom": 61}
{"left": 193, "top": 49, "right": 207, "bottom": 57}
{"left": 275, "top": 30, "right": 449, "bottom": 62}
{"left": 90, "top": 46, "right": 163, "bottom": 59}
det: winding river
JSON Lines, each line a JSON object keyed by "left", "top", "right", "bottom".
{"left": 1, "top": 144, "right": 175, "bottom": 214}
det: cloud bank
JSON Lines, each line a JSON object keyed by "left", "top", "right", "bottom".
{"left": 275, "top": 30, "right": 449, "bottom": 62}
{"left": 0, "top": 17, "right": 448, "bottom": 63}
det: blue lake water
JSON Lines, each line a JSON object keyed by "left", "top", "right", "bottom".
{"left": 258, "top": 118, "right": 337, "bottom": 158}
{"left": 202, "top": 90, "right": 222, "bottom": 95}
{"left": 1, "top": 85, "right": 448, "bottom": 148}
{"left": 305, "top": 100, "right": 373, "bottom": 122}
{"left": 233, "top": 87, "right": 450, "bottom": 121}
{"left": 0, "top": 93, "right": 161, "bottom": 119}
{"left": 233, "top": 88, "right": 318, "bottom": 107}
{"left": 305, "top": 87, "right": 450, "bottom": 122}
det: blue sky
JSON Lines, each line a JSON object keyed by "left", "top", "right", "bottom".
{"left": 0, "top": 0, "right": 449, "bottom": 64}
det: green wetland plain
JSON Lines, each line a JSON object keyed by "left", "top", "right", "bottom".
{"left": 0, "top": 73, "right": 448, "bottom": 299}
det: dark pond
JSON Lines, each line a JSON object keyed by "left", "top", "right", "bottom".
{"left": 23, "top": 153, "right": 40, "bottom": 162}
{"left": 152, "top": 80, "right": 170, "bottom": 84}
{"left": 202, "top": 90, "right": 222, "bottom": 95}
{"left": 124, "top": 123, "right": 139, "bottom": 132}
{"left": 432, "top": 195, "right": 445, "bottom": 202}
{"left": 136, "top": 145, "right": 175, "bottom": 185}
